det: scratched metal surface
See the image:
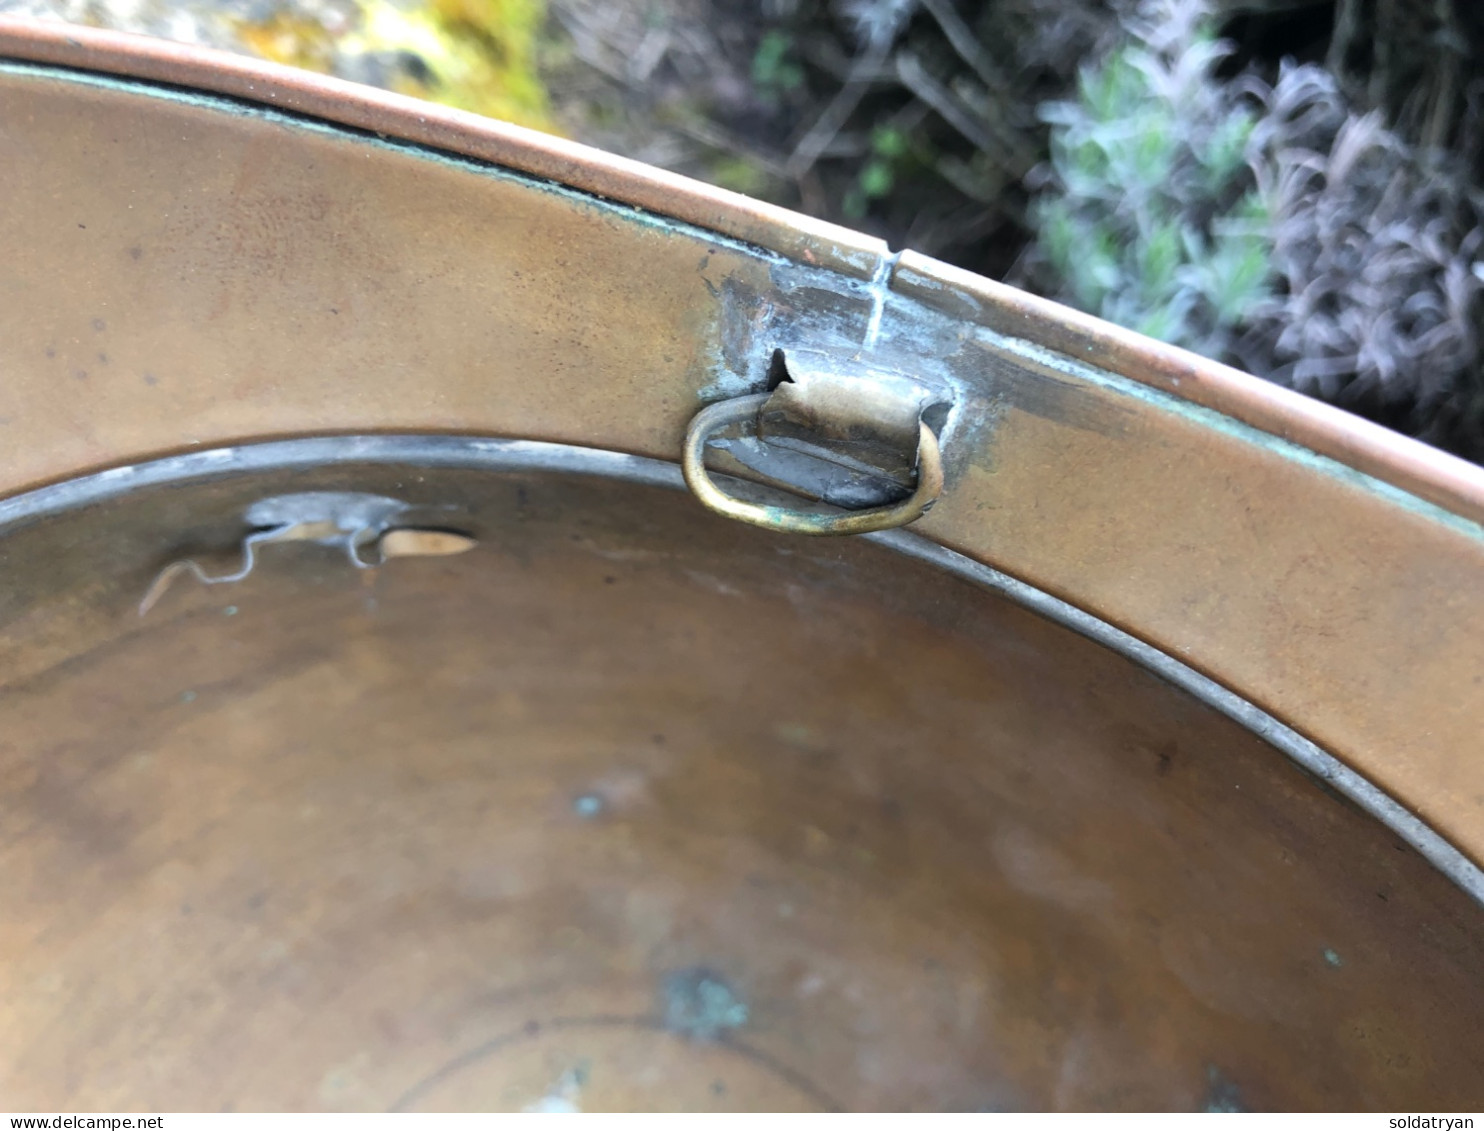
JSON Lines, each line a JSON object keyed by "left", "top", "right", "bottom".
{"left": 2, "top": 461, "right": 1483, "bottom": 1111}
{"left": 0, "top": 25, "right": 1483, "bottom": 1111}
{"left": 2, "top": 19, "right": 1481, "bottom": 520}
{"left": 0, "top": 46, "right": 1481, "bottom": 874}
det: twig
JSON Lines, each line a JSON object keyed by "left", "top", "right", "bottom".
{"left": 799, "top": 37, "right": 892, "bottom": 83}
{"left": 918, "top": 0, "right": 1010, "bottom": 96}
{"left": 551, "top": 1, "right": 789, "bottom": 181}
{"left": 906, "top": 203, "right": 1005, "bottom": 257}
{"left": 797, "top": 166, "right": 829, "bottom": 216}
{"left": 1326, "top": 0, "right": 1360, "bottom": 79}
{"left": 1369, "top": 0, "right": 1397, "bottom": 109}
{"left": 787, "top": 40, "right": 892, "bottom": 180}
{"left": 628, "top": 27, "right": 672, "bottom": 84}
{"left": 894, "top": 50, "right": 1035, "bottom": 172}
{"left": 933, "top": 152, "right": 1008, "bottom": 206}
{"left": 669, "top": 113, "right": 793, "bottom": 180}
{"left": 1421, "top": 0, "right": 1465, "bottom": 150}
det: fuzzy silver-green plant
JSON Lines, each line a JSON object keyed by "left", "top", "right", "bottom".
{"left": 1238, "top": 61, "right": 1484, "bottom": 447}
{"left": 1027, "top": 0, "right": 1484, "bottom": 458}
{"left": 1028, "top": 0, "right": 1272, "bottom": 358}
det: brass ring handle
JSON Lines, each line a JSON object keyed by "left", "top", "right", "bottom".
{"left": 682, "top": 393, "right": 944, "bottom": 536}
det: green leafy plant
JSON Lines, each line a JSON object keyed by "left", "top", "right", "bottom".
{"left": 752, "top": 29, "right": 805, "bottom": 102}
{"left": 843, "top": 123, "right": 915, "bottom": 218}
{"left": 1027, "top": 0, "right": 1272, "bottom": 360}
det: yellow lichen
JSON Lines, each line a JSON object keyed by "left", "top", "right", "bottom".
{"left": 235, "top": 10, "right": 337, "bottom": 74}
{"left": 236, "top": 0, "right": 555, "bottom": 133}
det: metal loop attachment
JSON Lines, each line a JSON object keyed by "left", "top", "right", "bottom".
{"left": 682, "top": 392, "right": 944, "bottom": 536}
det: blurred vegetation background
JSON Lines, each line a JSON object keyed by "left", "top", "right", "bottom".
{"left": 7, "top": 0, "right": 1483, "bottom": 461}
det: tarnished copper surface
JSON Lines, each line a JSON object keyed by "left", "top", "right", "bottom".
{"left": 0, "top": 19, "right": 887, "bottom": 279}
{"left": 0, "top": 19, "right": 1479, "bottom": 526}
{"left": 2, "top": 464, "right": 1483, "bottom": 1111}
{"left": 0, "top": 51, "right": 1480, "bottom": 872}
{"left": 0, "top": 28, "right": 1483, "bottom": 1111}
{"left": 890, "top": 253, "right": 1484, "bottom": 524}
